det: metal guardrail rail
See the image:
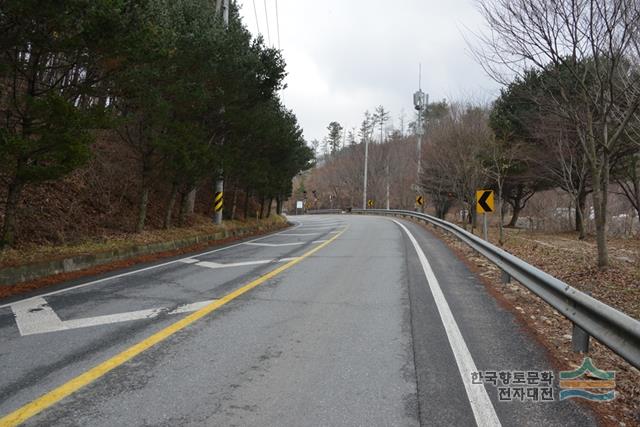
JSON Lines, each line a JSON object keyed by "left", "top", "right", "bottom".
{"left": 313, "top": 208, "right": 640, "bottom": 369}
{"left": 305, "top": 209, "right": 343, "bottom": 215}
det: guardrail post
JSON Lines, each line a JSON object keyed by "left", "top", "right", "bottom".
{"left": 501, "top": 270, "right": 511, "bottom": 284}
{"left": 572, "top": 323, "right": 590, "bottom": 353}
{"left": 571, "top": 294, "right": 590, "bottom": 353}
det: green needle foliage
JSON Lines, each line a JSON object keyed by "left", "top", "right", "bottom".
{"left": 0, "top": 0, "right": 313, "bottom": 247}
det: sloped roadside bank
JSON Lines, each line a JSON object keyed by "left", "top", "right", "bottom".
{"left": 0, "top": 216, "right": 289, "bottom": 300}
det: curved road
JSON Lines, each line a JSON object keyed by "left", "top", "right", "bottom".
{"left": 0, "top": 215, "right": 595, "bottom": 426}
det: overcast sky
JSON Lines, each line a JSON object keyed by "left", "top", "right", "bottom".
{"left": 236, "top": 0, "right": 502, "bottom": 144}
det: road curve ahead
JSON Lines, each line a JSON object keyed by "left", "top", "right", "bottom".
{"left": 0, "top": 215, "right": 595, "bottom": 426}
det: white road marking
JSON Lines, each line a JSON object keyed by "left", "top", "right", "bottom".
{"left": 277, "top": 233, "right": 320, "bottom": 236}
{"left": 195, "top": 260, "right": 269, "bottom": 269}
{"left": 11, "top": 298, "right": 67, "bottom": 336}
{"left": 298, "top": 226, "right": 342, "bottom": 230}
{"left": 312, "top": 240, "right": 328, "bottom": 243}
{"left": 0, "top": 223, "right": 304, "bottom": 309}
{"left": 243, "top": 242, "right": 305, "bottom": 247}
{"left": 185, "top": 256, "right": 301, "bottom": 269}
{"left": 179, "top": 258, "right": 199, "bottom": 264}
{"left": 168, "top": 300, "right": 213, "bottom": 314}
{"left": 11, "top": 298, "right": 216, "bottom": 336}
{"left": 392, "top": 219, "right": 501, "bottom": 427}
{"left": 63, "top": 308, "right": 164, "bottom": 330}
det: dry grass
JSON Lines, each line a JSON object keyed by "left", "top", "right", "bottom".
{"left": 0, "top": 215, "right": 287, "bottom": 268}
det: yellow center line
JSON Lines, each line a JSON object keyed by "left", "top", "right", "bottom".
{"left": 0, "top": 227, "right": 348, "bottom": 427}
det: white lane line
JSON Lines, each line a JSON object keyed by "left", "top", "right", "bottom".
{"left": 312, "top": 240, "right": 328, "bottom": 243}
{"left": 12, "top": 298, "right": 216, "bottom": 336}
{"left": 243, "top": 242, "right": 305, "bottom": 247}
{"left": 277, "top": 233, "right": 320, "bottom": 236}
{"left": 393, "top": 219, "right": 501, "bottom": 427}
{"left": 0, "top": 223, "right": 303, "bottom": 309}
{"left": 179, "top": 258, "right": 199, "bottom": 264}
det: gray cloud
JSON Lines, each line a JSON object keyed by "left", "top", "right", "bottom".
{"left": 237, "top": 0, "right": 501, "bottom": 143}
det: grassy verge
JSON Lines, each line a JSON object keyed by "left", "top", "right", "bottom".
{"left": 0, "top": 215, "right": 289, "bottom": 300}
{"left": 0, "top": 215, "right": 287, "bottom": 269}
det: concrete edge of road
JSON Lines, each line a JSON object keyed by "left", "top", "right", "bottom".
{"left": 0, "top": 220, "right": 292, "bottom": 288}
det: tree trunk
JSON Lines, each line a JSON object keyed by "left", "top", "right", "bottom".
{"left": 136, "top": 186, "right": 149, "bottom": 233}
{"left": 177, "top": 188, "right": 191, "bottom": 226}
{"left": 507, "top": 204, "right": 521, "bottom": 227}
{"left": 136, "top": 159, "right": 152, "bottom": 233}
{"left": 259, "top": 197, "right": 265, "bottom": 219}
{"left": 186, "top": 188, "right": 196, "bottom": 214}
{"left": 591, "top": 159, "right": 609, "bottom": 268}
{"left": 230, "top": 186, "right": 238, "bottom": 221}
{"left": 498, "top": 185, "right": 504, "bottom": 246}
{"left": 266, "top": 198, "right": 273, "bottom": 218}
{"left": 164, "top": 183, "right": 179, "bottom": 229}
{"left": 276, "top": 196, "right": 283, "bottom": 215}
{"left": 243, "top": 187, "right": 250, "bottom": 221}
{"left": 576, "top": 190, "right": 587, "bottom": 240}
{"left": 470, "top": 202, "right": 477, "bottom": 234}
{"left": 1, "top": 179, "right": 24, "bottom": 249}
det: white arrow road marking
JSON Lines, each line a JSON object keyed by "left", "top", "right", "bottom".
{"left": 11, "top": 298, "right": 66, "bottom": 336}
{"left": 243, "top": 242, "right": 305, "bottom": 247}
{"left": 0, "top": 221, "right": 305, "bottom": 310}
{"left": 180, "top": 257, "right": 299, "bottom": 269}
{"left": 11, "top": 298, "right": 216, "bottom": 336}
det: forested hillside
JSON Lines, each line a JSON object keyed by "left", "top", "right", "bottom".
{"left": 0, "top": 0, "right": 313, "bottom": 248}
{"left": 300, "top": 96, "right": 639, "bottom": 268}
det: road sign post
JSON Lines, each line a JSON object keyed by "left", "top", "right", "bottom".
{"left": 476, "top": 190, "right": 494, "bottom": 241}
{"left": 483, "top": 213, "right": 488, "bottom": 241}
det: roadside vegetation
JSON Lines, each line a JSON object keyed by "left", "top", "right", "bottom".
{"left": 0, "top": 0, "right": 313, "bottom": 251}
{"left": 299, "top": 0, "right": 640, "bottom": 271}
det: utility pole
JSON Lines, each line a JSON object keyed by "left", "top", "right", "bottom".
{"left": 413, "top": 64, "right": 428, "bottom": 213}
{"left": 214, "top": 0, "right": 229, "bottom": 225}
{"left": 386, "top": 164, "right": 390, "bottom": 210}
{"left": 362, "top": 134, "right": 369, "bottom": 210}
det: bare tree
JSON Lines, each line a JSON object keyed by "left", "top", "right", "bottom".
{"left": 474, "top": 0, "right": 640, "bottom": 267}
{"left": 482, "top": 137, "right": 521, "bottom": 245}
{"left": 421, "top": 104, "right": 488, "bottom": 230}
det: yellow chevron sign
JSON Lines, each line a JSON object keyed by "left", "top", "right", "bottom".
{"left": 476, "top": 190, "right": 494, "bottom": 213}
{"left": 214, "top": 191, "right": 223, "bottom": 213}
{"left": 416, "top": 195, "right": 424, "bottom": 206}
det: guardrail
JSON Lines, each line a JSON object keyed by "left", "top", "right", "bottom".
{"left": 313, "top": 208, "right": 640, "bottom": 369}
{"left": 305, "top": 209, "right": 344, "bottom": 215}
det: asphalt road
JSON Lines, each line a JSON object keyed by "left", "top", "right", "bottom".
{"left": 0, "top": 215, "right": 596, "bottom": 426}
